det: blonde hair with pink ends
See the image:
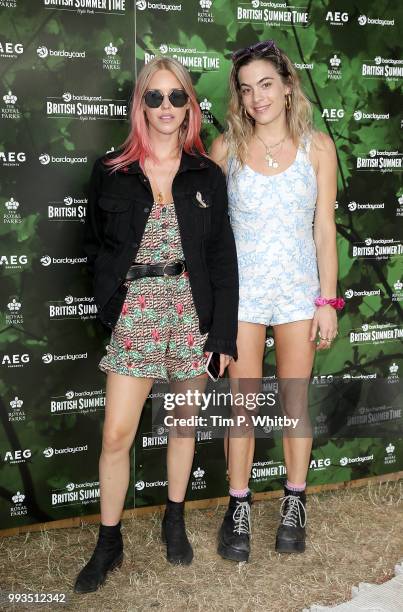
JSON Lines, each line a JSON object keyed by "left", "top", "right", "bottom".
{"left": 104, "top": 56, "right": 206, "bottom": 173}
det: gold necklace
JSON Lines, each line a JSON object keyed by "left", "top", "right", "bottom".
{"left": 145, "top": 157, "right": 180, "bottom": 206}
{"left": 255, "top": 133, "right": 287, "bottom": 169}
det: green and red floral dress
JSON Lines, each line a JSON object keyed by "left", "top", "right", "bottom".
{"left": 98, "top": 199, "right": 209, "bottom": 381}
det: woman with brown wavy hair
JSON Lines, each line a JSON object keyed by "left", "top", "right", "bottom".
{"left": 211, "top": 40, "right": 343, "bottom": 561}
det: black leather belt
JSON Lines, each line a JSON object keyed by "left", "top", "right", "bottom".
{"left": 125, "top": 259, "right": 187, "bottom": 281}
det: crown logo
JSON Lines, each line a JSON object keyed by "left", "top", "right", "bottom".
{"left": 389, "top": 362, "right": 398, "bottom": 374}
{"left": 330, "top": 54, "right": 341, "bottom": 68}
{"left": 5, "top": 197, "right": 19, "bottom": 211}
{"left": 398, "top": 195, "right": 403, "bottom": 206}
{"left": 10, "top": 396, "right": 23, "bottom": 410}
{"left": 386, "top": 443, "right": 395, "bottom": 454}
{"left": 394, "top": 280, "right": 402, "bottom": 291}
{"left": 3, "top": 90, "right": 17, "bottom": 105}
{"left": 7, "top": 298, "right": 21, "bottom": 312}
{"left": 200, "top": 0, "right": 212, "bottom": 8}
{"left": 200, "top": 98, "right": 212, "bottom": 111}
{"left": 193, "top": 466, "right": 205, "bottom": 478}
{"left": 12, "top": 491, "right": 25, "bottom": 504}
{"left": 104, "top": 43, "right": 117, "bottom": 56}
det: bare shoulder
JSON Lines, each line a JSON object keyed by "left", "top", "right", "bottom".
{"left": 210, "top": 133, "right": 229, "bottom": 173}
{"left": 311, "top": 130, "right": 336, "bottom": 156}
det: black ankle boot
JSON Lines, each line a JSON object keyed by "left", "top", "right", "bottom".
{"left": 161, "top": 499, "right": 193, "bottom": 565}
{"left": 275, "top": 486, "right": 307, "bottom": 553}
{"left": 217, "top": 493, "right": 252, "bottom": 562}
{"left": 74, "top": 521, "right": 123, "bottom": 593}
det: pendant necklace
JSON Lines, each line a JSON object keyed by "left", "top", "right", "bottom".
{"left": 145, "top": 157, "right": 180, "bottom": 206}
{"left": 255, "top": 133, "right": 287, "bottom": 169}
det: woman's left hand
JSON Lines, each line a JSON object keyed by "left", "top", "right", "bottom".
{"left": 219, "top": 354, "right": 233, "bottom": 376}
{"left": 309, "top": 305, "right": 338, "bottom": 350}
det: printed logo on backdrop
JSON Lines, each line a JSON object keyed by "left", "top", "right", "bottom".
{"left": 1, "top": 352, "right": 30, "bottom": 368}
{"left": 42, "top": 351, "right": 88, "bottom": 364}
{"left": 3, "top": 197, "right": 22, "bottom": 224}
{"left": 135, "top": 479, "right": 168, "bottom": 490}
{"left": 40, "top": 254, "right": 87, "bottom": 266}
{"left": 0, "top": 151, "right": 26, "bottom": 167}
{"left": 237, "top": 1, "right": 308, "bottom": 27}
{"left": 0, "top": 254, "right": 28, "bottom": 270}
{"left": 342, "top": 372, "right": 377, "bottom": 382}
{"left": 142, "top": 425, "right": 168, "bottom": 448}
{"left": 346, "top": 200, "right": 385, "bottom": 212}
{"left": 0, "top": 41, "right": 24, "bottom": 59}
{"left": 312, "top": 374, "right": 334, "bottom": 386}
{"left": 328, "top": 54, "right": 342, "bottom": 80}
{"left": 358, "top": 15, "right": 395, "bottom": 27}
{"left": 50, "top": 388, "right": 105, "bottom": 414}
{"left": 43, "top": 445, "right": 88, "bottom": 459}
{"left": 384, "top": 443, "right": 396, "bottom": 465}
{"left": 351, "top": 237, "right": 403, "bottom": 260}
{"left": 392, "top": 279, "right": 403, "bottom": 302}
{"left": 322, "top": 108, "right": 345, "bottom": 123}
{"left": 339, "top": 454, "right": 373, "bottom": 466}
{"left": 136, "top": 0, "right": 181, "bottom": 11}
{"left": 10, "top": 491, "right": 28, "bottom": 517}
{"left": 349, "top": 322, "right": 403, "bottom": 345}
{"left": 353, "top": 110, "right": 389, "bottom": 122}
{"left": 48, "top": 295, "right": 97, "bottom": 321}
{"left": 36, "top": 44, "right": 85, "bottom": 60}
{"left": 8, "top": 396, "right": 26, "bottom": 422}
{"left": 362, "top": 56, "right": 403, "bottom": 81}
{"left": 200, "top": 98, "right": 213, "bottom": 124}
{"left": 144, "top": 44, "right": 220, "bottom": 72}
{"left": 387, "top": 363, "right": 399, "bottom": 385}
{"left": 4, "top": 296, "right": 23, "bottom": 325}
{"left": 310, "top": 457, "right": 331, "bottom": 471}
{"left": 103, "top": 42, "right": 121, "bottom": 70}
{"left": 48, "top": 196, "right": 87, "bottom": 222}
{"left": 356, "top": 149, "right": 402, "bottom": 172}
{"left": 251, "top": 460, "right": 286, "bottom": 482}
{"left": 39, "top": 152, "right": 87, "bottom": 166}
{"left": 294, "top": 61, "right": 313, "bottom": 71}
{"left": 325, "top": 11, "right": 348, "bottom": 26}
{"left": 191, "top": 466, "right": 206, "bottom": 490}
{"left": 344, "top": 287, "right": 381, "bottom": 300}
{"left": 43, "top": 0, "right": 127, "bottom": 15}
{"left": 3, "top": 449, "right": 31, "bottom": 464}
{"left": 51, "top": 481, "right": 100, "bottom": 507}
{"left": 396, "top": 195, "right": 403, "bottom": 218}
{"left": 2, "top": 90, "right": 20, "bottom": 120}
{"left": 46, "top": 92, "right": 127, "bottom": 121}
{"left": 198, "top": 0, "right": 214, "bottom": 23}
{"left": 313, "top": 413, "right": 328, "bottom": 436}
{"left": 347, "top": 406, "right": 401, "bottom": 427}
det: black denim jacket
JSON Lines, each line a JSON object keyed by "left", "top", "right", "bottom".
{"left": 82, "top": 149, "right": 239, "bottom": 359}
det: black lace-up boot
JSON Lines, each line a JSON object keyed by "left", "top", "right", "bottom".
{"left": 161, "top": 499, "right": 193, "bottom": 565}
{"left": 74, "top": 521, "right": 123, "bottom": 593}
{"left": 217, "top": 492, "right": 252, "bottom": 562}
{"left": 275, "top": 486, "right": 307, "bottom": 553}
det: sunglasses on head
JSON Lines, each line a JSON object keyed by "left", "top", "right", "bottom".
{"left": 231, "top": 39, "right": 280, "bottom": 64}
{"left": 143, "top": 88, "right": 189, "bottom": 108}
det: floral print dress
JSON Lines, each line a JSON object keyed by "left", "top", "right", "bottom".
{"left": 98, "top": 199, "right": 209, "bottom": 381}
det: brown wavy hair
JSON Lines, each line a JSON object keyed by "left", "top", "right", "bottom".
{"left": 225, "top": 43, "right": 313, "bottom": 167}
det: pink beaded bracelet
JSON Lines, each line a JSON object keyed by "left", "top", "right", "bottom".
{"left": 314, "top": 296, "right": 345, "bottom": 310}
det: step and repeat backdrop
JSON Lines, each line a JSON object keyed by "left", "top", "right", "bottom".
{"left": 1, "top": 0, "right": 402, "bottom": 530}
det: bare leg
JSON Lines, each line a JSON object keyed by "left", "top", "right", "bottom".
{"left": 273, "top": 320, "right": 316, "bottom": 483}
{"left": 100, "top": 372, "right": 154, "bottom": 525}
{"left": 226, "top": 321, "right": 266, "bottom": 489}
{"left": 166, "top": 373, "right": 208, "bottom": 502}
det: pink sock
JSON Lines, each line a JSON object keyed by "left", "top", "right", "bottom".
{"left": 286, "top": 480, "right": 306, "bottom": 492}
{"left": 229, "top": 487, "right": 250, "bottom": 498}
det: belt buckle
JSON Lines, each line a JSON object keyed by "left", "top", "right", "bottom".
{"left": 162, "top": 259, "right": 185, "bottom": 277}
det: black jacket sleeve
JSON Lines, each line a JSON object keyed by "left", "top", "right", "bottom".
{"left": 203, "top": 166, "right": 239, "bottom": 360}
{"left": 82, "top": 158, "right": 104, "bottom": 277}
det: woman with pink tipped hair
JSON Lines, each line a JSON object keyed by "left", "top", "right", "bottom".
{"left": 75, "top": 56, "right": 238, "bottom": 593}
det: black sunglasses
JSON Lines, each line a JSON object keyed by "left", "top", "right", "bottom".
{"left": 143, "top": 88, "right": 189, "bottom": 108}
{"left": 231, "top": 40, "right": 280, "bottom": 64}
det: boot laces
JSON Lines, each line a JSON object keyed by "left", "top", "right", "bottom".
{"left": 232, "top": 500, "right": 251, "bottom": 535}
{"left": 280, "top": 494, "right": 307, "bottom": 528}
